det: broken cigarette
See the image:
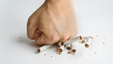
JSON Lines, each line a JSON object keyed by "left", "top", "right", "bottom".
{"left": 85, "top": 38, "right": 92, "bottom": 48}
{"left": 65, "top": 43, "right": 71, "bottom": 50}
{"left": 58, "top": 46, "right": 64, "bottom": 53}
{"left": 37, "top": 44, "right": 53, "bottom": 53}
{"left": 58, "top": 42, "right": 64, "bottom": 46}
{"left": 71, "top": 41, "right": 78, "bottom": 54}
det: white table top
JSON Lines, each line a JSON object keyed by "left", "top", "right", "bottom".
{"left": 0, "top": 0, "right": 113, "bottom": 64}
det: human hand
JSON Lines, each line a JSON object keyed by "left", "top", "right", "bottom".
{"left": 27, "top": 0, "right": 78, "bottom": 45}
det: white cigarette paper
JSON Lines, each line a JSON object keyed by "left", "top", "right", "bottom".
{"left": 85, "top": 38, "right": 92, "bottom": 48}
{"left": 71, "top": 42, "right": 78, "bottom": 54}
{"left": 37, "top": 44, "right": 53, "bottom": 53}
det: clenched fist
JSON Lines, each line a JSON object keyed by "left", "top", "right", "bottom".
{"left": 27, "top": 0, "right": 78, "bottom": 45}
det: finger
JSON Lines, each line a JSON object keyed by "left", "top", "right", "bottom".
{"left": 27, "top": 19, "right": 38, "bottom": 40}
{"left": 35, "top": 33, "right": 48, "bottom": 45}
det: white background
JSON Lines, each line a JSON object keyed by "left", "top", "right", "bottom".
{"left": 0, "top": 0, "right": 113, "bottom": 64}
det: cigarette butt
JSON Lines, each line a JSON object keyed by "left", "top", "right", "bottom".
{"left": 37, "top": 44, "right": 53, "bottom": 53}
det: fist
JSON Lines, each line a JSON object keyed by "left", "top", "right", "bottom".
{"left": 27, "top": 0, "right": 78, "bottom": 45}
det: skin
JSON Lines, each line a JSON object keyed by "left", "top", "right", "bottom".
{"left": 27, "top": 0, "right": 78, "bottom": 45}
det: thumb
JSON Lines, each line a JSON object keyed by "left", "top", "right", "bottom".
{"left": 35, "top": 30, "right": 48, "bottom": 45}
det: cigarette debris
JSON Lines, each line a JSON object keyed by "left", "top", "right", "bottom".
{"left": 94, "top": 52, "right": 96, "bottom": 54}
{"left": 89, "top": 36, "right": 93, "bottom": 39}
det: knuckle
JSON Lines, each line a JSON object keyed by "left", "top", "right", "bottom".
{"left": 27, "top": 18, "right": 34, "bottom": 27}
{"left": 62, "top": 33, "right": 69, "bottom": 42}
{"left": 50, "top": 34, "right": 60, "bottom": 44}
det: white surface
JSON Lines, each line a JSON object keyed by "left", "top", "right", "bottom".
{"left": 0, "top": 0, "right": 113, "bottom": 64}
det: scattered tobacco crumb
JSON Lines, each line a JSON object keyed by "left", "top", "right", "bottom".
{"left": 44, "top": 54, "right": 46, "bottom": 56}
{"left": 96, "top": 35, "right": 98, "bottom": 37}
{"left": 89, "top": 54, "right": 91, "bottom": 56}
{"left": 103, "top": 43, "right": 105, "bottom": 44}
{"left": 51, "top": 56, "right": 52, "bottom": 57}
{"left": 57, "top": 53, "right": 61, "bottom": 55}
{"left": 68, "top": 52, "right": 70, "bottom": 54}
{"left": 94, "top": 52, "right": 96, "bottom": 54}
{"left": 89, "top": 36, "right": 93, "bottom": 39}
{"left": 19, "top": 37, "right": 21, "bottom": 38}
{"left": 72, "top": 54, "right": 75, "bottom": 55}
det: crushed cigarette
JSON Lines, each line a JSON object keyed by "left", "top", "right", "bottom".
{"left": 85, "top": 44, "right": 89, "bottom": 48}
{"left": 51, "top": 56, "right": 52, "bottom": 57}
{"left": 81, "top": 40, "right": 85, "bottom": 43}
{"left": 36, "top": 36, "right": 93, "bottom": 55}
{"left": 37, "top": 44, "right": 53, "bottom": 53}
